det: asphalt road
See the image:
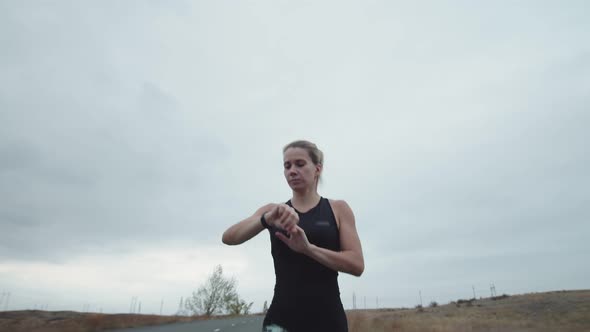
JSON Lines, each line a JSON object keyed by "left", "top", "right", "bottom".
{"left": 109, "top": 316, "right": 264, "bottom": 332}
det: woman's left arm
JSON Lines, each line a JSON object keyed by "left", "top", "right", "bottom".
{"left": 275, "top": 199, "right": 365, "bottom": 276}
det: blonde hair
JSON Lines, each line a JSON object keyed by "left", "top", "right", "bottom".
{"left": 283, "top": 140, "right": 324, "bottom": 185}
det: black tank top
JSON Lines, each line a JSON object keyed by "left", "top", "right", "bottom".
{"left": 270, "top": 197, "right": 341, "bottom": 298}
{"left": 264, "top": 197, "right": 348, "bottom": 331}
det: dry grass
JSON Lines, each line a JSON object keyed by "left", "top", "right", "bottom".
{"left": 0, "top": 310, "right": 245, "bottom": 332}
{"left": 347, "top": 290, "right": 590, "bottom": 332}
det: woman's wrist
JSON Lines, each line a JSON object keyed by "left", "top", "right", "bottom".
{"left": 260, "top": 212, "right": 271, "bottom": 229}
{"left": 303, "top": 243, "right": 316, "bottom": 257}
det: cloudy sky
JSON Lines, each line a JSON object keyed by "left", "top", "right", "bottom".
{"left": 1, "top": 0, "right": 588, "bottom": 315}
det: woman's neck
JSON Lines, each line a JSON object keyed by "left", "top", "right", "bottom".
{"left": 291, "top": 190, "right": 321, "bottom": 211}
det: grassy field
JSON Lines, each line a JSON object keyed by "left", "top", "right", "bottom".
{"left": 347, "top": 290, "right": 590, "bottom": 332}
{"left": 0, "top": 310, "right": 227, "bottom": 332}
{"left": 1, "top": 290, "right": 588, "bottom": 331}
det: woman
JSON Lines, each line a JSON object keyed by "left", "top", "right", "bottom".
{"left": 222, "top": 140, "right": 364, "bottom": 332}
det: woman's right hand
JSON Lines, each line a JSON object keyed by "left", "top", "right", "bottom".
{"left": 264, "top": 204, "right": 299, "bottom": 234}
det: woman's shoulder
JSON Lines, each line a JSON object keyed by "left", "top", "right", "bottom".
{"left": 326, "top": 199, "right": 355, "bottom": 229}
{"left": 327, "top": 198, "right": 354, "bottom": 215}
{"left": 327, "top": 198, "right": 350, "bottom": 208}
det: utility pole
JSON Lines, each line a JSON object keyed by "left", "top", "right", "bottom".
{"left": 160, "top": 299, "right": 164, "bottom": 316}
{"left": 472, "top": 285, "right": 476, "bottom": 299}
{"left": 352, "top": 292, "right": 356, "bottom": 310}
{"left": 138, "top": 302, "right": 141, "bottom": 314}
{"left": 130, "top": 296, "right": 139, "bottom": 313}
{"left": 178, "top": 297, "right": 184, "bottom": 315}
{"left": 364, "top": 296, "right": 366, "bottom": 309}
{"left": 5, "top": 292, "right": 10, "bottom": 311}
{"left": 419, "top": 290, "right": 423, "bottom": 307}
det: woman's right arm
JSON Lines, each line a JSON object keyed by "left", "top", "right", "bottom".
{"left": 222, "top": 203, "right": 276, "bottom": 245}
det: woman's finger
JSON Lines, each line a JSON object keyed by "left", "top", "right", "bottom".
{"left": 275, "top": 231, "right": 290, "bottom": 245}
{"left": 278, "top": 209, "right": 290, "bottom": 228}
{"left": 285, "top": 224, "right": 298, "bottom": 234}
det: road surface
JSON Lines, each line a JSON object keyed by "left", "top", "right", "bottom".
{"left": 109, "top": 316, "right": 264, "bottom": 332}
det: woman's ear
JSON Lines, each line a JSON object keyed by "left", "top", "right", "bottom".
{"left": 316, "top": 163, "right": 323, "bottom": 175}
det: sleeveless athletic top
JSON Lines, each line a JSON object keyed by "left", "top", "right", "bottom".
{"left": 263, "top": 197, "right": 348, "bottom": 332}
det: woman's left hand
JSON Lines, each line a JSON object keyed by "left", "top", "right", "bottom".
{"left": 275, "top": 226, "right": 311, "bottom": 254}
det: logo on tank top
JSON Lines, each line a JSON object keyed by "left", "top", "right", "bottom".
{"left": 314, "top": 220, "right": 331, "bottom": 227}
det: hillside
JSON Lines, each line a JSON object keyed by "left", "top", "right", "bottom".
{"left": 347, "top": 289, "right": 590, "bottom": 332}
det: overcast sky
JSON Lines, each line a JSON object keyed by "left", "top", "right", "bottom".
{"left": 1, "top": 0, "right": 589, "bottom": 315}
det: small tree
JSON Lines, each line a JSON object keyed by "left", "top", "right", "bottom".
{"left": 262, "top": 300, "right": 268, "bottom": 314}
{"left": 226, "top": 298, "right": 254, "bottom": 315}
{"left": 185, "top": 265, "right": 238, "bottom": 316}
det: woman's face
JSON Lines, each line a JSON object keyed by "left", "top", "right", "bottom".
{"left": 283, "top": 147, "right": 321, "bottom": 191}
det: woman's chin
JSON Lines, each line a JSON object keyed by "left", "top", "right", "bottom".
{"left": 288, "top": 183, "right": 303, "bottom": 190}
